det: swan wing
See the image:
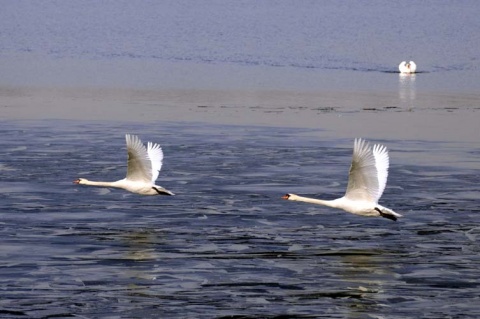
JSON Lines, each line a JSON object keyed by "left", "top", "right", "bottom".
{"left": 372, "top": 143, "right": 389, "bottom": 202}
{"left": 147, "top": 141, "right": 164, "bottom": 183}
{"left": 125, "top": 134, "right": 152, "bottom": 183}
{"left": 344, "top": 138, "right": 382, "bottom": 202}
{"left": 409, "top": 61, "right": 417, "bottom": 72}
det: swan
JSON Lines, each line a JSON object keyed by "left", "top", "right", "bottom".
{"left": 282, "top": 138, "right": 401, "bottom": 221}
{"left": 399, "top": 61, "right": 416, "bottom": 74}
{"left": 74, "top": 134, "right": 174, "bottom": 196}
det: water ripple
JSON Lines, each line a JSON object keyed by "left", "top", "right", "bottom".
{"left": 0, "top": 120, "right": 479, "bottom": 318}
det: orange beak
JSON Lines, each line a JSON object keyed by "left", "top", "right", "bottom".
{"left": 281, "top": 194, "right": 289, "bottom": 200}
{"left": 73, "top": 179, "right": 80, "bottom": 184}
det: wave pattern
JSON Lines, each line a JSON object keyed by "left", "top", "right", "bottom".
{"left": 1, "top": 1, "right": 480, "bottom": 73}
{"left": 0, "top": 120, "right": 479, "bottom": 318}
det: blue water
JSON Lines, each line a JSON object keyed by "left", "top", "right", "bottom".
{"left": 1, "top": 2, "right": 480, "bottom": 318}
{"left": 0, "top": 120, "right": 479, "bottom": 318}
{"left": 1, "top": 0, "right": 480, "bottom": 90}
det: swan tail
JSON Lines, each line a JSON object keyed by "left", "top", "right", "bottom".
{"left": 375, "top": 206, "right": 402, "bottom": 221}
{"left": 152, "top": 186, "right": 175, "bottom": 196}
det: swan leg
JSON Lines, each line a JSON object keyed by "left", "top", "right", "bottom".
{"left": 375, "top": 207, "right": 397, "bottom": 221}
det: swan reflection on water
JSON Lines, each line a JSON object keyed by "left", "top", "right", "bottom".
{"left": 399, "top": 73, "right": 416, "bottom": 111}
{"left": 337, "top": 249, "right": 394, "bottom": 318}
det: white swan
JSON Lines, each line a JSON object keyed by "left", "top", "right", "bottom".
{"left": 74, "top": 134, "right": 174, "bottom": 196}
{"left": 282, "top": 138, "right": 401, "bottom": 221}
{"left": 399, "top": 61, "right": 416, "bottom": 74}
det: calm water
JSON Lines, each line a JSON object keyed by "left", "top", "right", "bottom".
{"left": 0, "top": 120, "right": 479, "bottom": 318}
{"left": 1, "top": 1, "right": 480, "bottom": 91}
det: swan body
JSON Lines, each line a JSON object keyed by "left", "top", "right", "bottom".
{"left": 399, "top": 61, "right": 416, "bottom": 74}
{"left": 282, "top": 138, "right": 401, "bottom": 221}
{"left": 74, "top": 134, "right": 174, "bottom": 196}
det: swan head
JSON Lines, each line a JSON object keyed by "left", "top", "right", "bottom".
{"left": 73, "top": 178, "right": 87, "bottom": 184}
{"left": 282, "top": 193, "right": 299, "bottom": 201}
{"left": 399, "top": 60, "right": 416, "bottom": 74}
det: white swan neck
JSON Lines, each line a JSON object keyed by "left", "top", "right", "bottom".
{"left": 291, "top": 195, "right": 340, "bottom": 208}
{"left": 82, "top": 180, "right": 123, "bottom": 188}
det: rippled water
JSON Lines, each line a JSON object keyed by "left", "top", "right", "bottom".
{"left": 1, "top": 1, "right": 480, "bottom": 91}
{"left": 0, "top": 120, "right": 479, "bottom": 318}
{"left": 2, "top": 0, "right": 479, "bottom": 72}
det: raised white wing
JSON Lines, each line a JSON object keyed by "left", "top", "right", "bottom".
{"left": 372, "top": 143, "right": 389, "bottom": 202}
{"left": 344, "top": 138, "right": 388, "bottom": 203}
{"left": 147, "top": 141, "right": 164, "bottom": 183}
{"left": 125, "top": 134, "right": 153, "bottom": 183}
{"left": 408, "top": 61, "right": 417, "bottom": 73}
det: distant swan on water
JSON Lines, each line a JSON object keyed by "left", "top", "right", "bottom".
{"left": 399, "top": 61, "right": 416, "bottom": 74}
{"left": 74, "top": 134, "right": 174, "bottom": 196}
{"left": 282, "top": 138, "right": 401, "bottom": 221}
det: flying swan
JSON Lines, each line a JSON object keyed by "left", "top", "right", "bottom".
{"left": 74, "top": 134, "right": 174, "bottom": 196}
{"left": 282, "top": 138, "right": 401, "bottom": 221}
{"left": 399, "top": 61, "right": 416, "bottom": 74}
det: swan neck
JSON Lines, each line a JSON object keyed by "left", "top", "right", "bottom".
{"left": 83, "top": 180, "right": 122, "bottom": 188}
{"left": 292, "top": 195, "right": 339, "bottom": 208}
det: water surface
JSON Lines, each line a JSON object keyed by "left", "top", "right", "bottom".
{"left": 0, "top": 120, "right": 479, "bottom": 318}
{"left": 1, "top": 1, "right": 479, "bottom": 91}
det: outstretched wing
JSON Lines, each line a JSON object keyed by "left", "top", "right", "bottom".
{"left": 147, "top": 141, "right": 164, "bottom": 183}
{"left": 372, "top": 143, "right": 389, "bottom": 202}
{"left": 344, "top": 138, "right": 386, "bottom": 202}
{"left": 125, "top": 134, "right": 152, "bottom": 183}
